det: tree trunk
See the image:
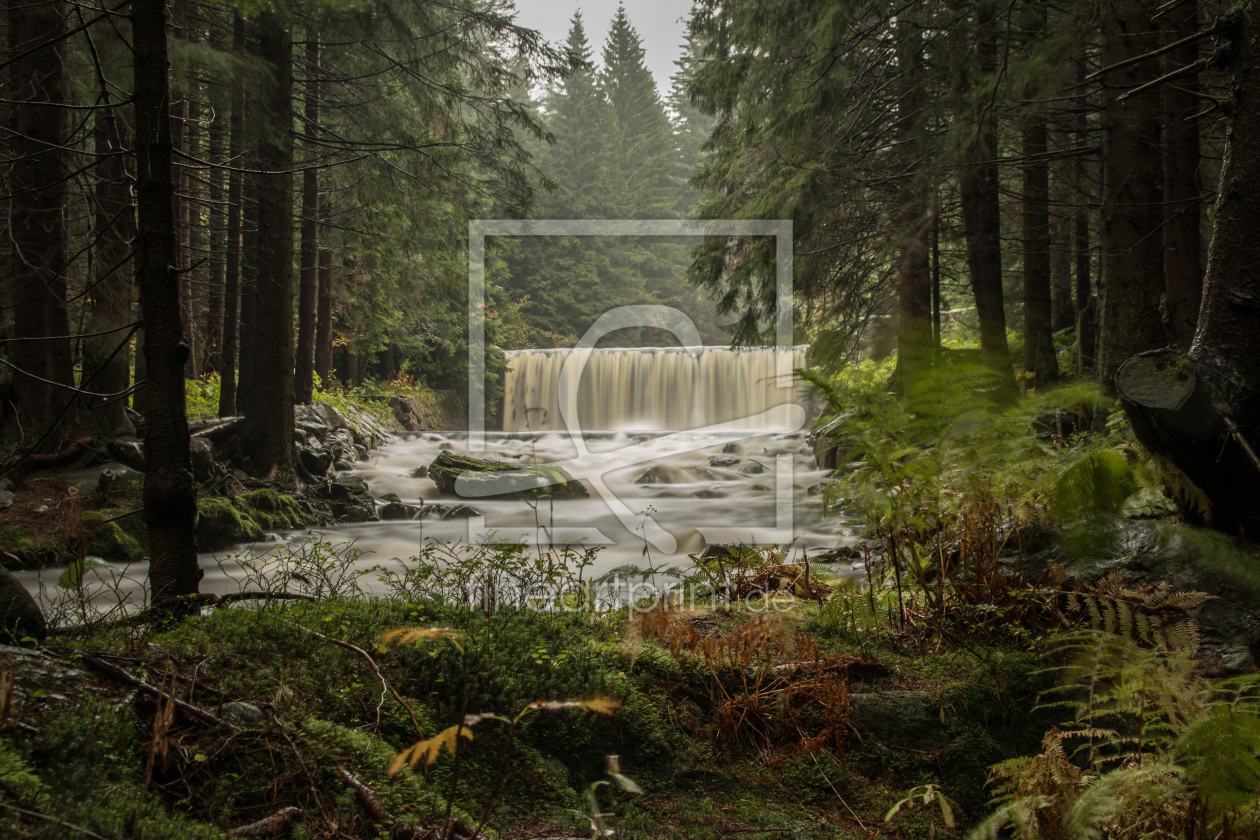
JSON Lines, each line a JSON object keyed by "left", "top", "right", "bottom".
{"left": 237, "top": 186, "right": 259, "bottom": 417}
{"left": 1118, "top": 7, "right": 1260, "bottom": 538}
{"left": 1163, "top": 1, "right": 1202, "bottom": 351}
{"left": 8, "top": 0, "right": 73, "bottom": 437}
{"left": 219, "top": 11, "right": 245, "bottom": 418}
{"left": 958, "top": 2, "right": 1019, "bottom": 401}
{"left": 295, "top": 33, "right": 321, "bottom": 406}
{"left": 206, "top": 113, "right": 226, "bottom": 375}
{"left": 315, "top": 247, "right": 334, "bottom": 387}
{"left": 893, "top": 19, "right": 933, "bottom": 391}
{"left": 1022, "top": 114, "right": 1058, "bottom": 389}
{"left": 185, "top": 88, "right": 204, "bottom": 379}
{"left": 133, "top": 0, "right": 201, "bottom": 600}
{"left": 82, "top": 97, "right": 135, "bottom": 436}
{"left": 242, "top": 9, "right": 296, "bottom": 476}
{"left": 1097, "top": 0, "right": 1166, "bottom": 393}
{"left": 1073, "top": 59, "right": 1097, "bottom": 377}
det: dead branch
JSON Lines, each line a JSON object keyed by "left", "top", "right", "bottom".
{"left": 77, "top": 653, "right": 237, "bottom": 730}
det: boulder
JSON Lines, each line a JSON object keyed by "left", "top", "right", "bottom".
{"left": 190, "top": 437, "right": 219, "bottom": 483}
{"left": 216, "top": 701, "right": 265, "bottom": 726}
{"left": 381, "top": 501, "right": 421, "bottom": 521}
{"left": 0, "top": 491, "right": 12, "bottom": 511}
{"left": 0, "top": 563, "right": 47, "bottom": 644}
{"left": 410, "top": 465, "right": 428, "bottom": 479}
{"left": 428, "top": 451, "right": 588, "bottom": 500}
{"left": 322, "top": 474, "right": 378, "bottom": 522}
{"left": 297, "top": 443, "right": 333, "bottom": 478}
{"left": 634, "top": 465, "right": 683, "bottom": 485}
{"left": 708, "top": 456, "right": 741, "bottom": 468}
{"left": 740, "top": 461, "right": 767, "bottom": 475}
{"left": 107, "top": 438, "right": 147, "bottom": 472}
{"left": 1021, "top": 518, "right": 1260, "bottom": 670}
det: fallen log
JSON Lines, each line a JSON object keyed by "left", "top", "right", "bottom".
{"left": 8, "top": 436, "right": 94, "bottom": 469}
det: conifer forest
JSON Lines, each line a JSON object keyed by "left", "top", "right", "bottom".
{"left": 5, "top": 0, "right": 1260, "bottom": 837}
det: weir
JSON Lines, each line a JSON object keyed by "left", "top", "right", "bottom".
{"left": 502, "top": 345, "right": 809, "bottom": 432}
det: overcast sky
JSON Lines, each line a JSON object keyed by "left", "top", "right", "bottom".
{"left": 512, "top": 0, "right": 694, "bottom": 97}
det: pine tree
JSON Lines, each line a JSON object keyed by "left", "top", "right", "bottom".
{"left": 538, "top": 12, "right": 614, "bottom": 218}
{"left": 600, "top": 5, "right": 676, "bottom": 220}
{"left": 668, "top": 9, "right": 715, "bottom": 216}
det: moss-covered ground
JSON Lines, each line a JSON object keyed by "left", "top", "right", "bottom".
{"left": 0, "top": 593, "right": 1053, "bottom": 839}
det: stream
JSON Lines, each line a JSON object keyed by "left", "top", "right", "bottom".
{"left": 17, "top": 429, "right": 863, "bottom": 612}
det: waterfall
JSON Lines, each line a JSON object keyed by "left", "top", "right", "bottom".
{"left": 502, "top": 346, "right": 808, "bottom": 432}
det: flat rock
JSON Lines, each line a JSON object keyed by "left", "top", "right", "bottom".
{"left": 428, "top": 451, "right": 587, "bottom": 500}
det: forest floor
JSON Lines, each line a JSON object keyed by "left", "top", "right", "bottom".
{"left": 0, "top": 578, "right": 1054, "bottom": 840}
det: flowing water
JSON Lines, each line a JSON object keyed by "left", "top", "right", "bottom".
{"left": 19, "top": 347, "right": 864, "bottom": 609}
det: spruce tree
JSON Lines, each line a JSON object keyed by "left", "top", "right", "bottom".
{"left": 600, "top": 6, "right": 676, "bottom": 220}
{"left": 539, "top": 12, "right": 614, "bottom": 218}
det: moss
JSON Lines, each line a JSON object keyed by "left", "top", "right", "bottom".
{"left": 238, "top": 488, "right": 306, "bottom": 531}
{"left": 0, "top": 525, "right": 64, "bottom": 568}
{"left": 196, "top": 497, "right": 263, "bottom": 551}
{"left": 18, "top": 699, "right": 225, "bottom": 838}
{"left": 82, "top": 510, "right": 144, "bottom": 561}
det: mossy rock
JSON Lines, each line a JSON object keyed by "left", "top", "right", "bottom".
{"left": 81, "top": 511, "right": 144, "bottom": 562}
{"left": 429, "top": 450, "right": 589, "bottom": 500}
{"left": 195, "top": 497, "right": 263, "bottom": 552}
{"left": 237, "top": 488, "right": 306, "bottom": 531}
{"left": 0, "top": 525, "right": 65, "bottom": 569}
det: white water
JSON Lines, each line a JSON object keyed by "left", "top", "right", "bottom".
{"left": 18, "top": 346, "right": 863, "bottom": 609}
{"left": 502, "top": 346, "right": 808, "bottom": 432}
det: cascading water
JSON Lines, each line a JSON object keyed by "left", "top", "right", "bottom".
{"left": 502, "top": 346, "right": 809, "bottom": 432}
{"left": 18, "top": 345, "right": 862, "bottom": 608}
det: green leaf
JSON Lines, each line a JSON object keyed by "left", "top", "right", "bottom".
{"left": 57, "top": 556, "right": 110, "bottom": 589}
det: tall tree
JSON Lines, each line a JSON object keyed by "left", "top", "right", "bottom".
{"left": 8, "top": 0, "right": 73, "bottom": 435}
{"left": 242, "top": 8, "right": 296, "bottom": 476}
{"left": 133, "top": 0, "right": 200, "bottom": 601}
{"left": 601, "top": 7, "right": 676, "bottom": 220}
{"left": 1097, "top": 0, "right": 1166, "bottom": 392}
{"left": 895, "top": 18, "right": 934, "bottom": 389}
{"left": 295, "top": 32, "right": 321, "bottom": 405}
{"left": 956, "top": 0, "right": 1019, "bottom": 400}
{"left": 218, "top": 11, "right": 245, "bottom": 417}
{"left": 82, "top": 22, "right": 135, "bottom": 436}
{"left": 1163, "top": 0, "right": 1203, "bottom": 351}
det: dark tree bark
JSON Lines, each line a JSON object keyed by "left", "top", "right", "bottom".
{"left": 8, "top": 0, "right": 73, "bottom": 436}
{"left": 218, "top": 11, "right": 245, "bottom": 417}
{"left": 1163, "top": 1, "right": 1202, "bottom": 351}
{"left": 295, "top": 33, "right": 321, "bottom": 405}
{"left": 83, "top": 98, "right": 135, "bottom": 436}
{"left": 1022, "top": 114, "right": 1058, "bottom": 388}
{"left": 1074, "top": 61, "right": 1097, "bottom": 377}
{"left": 236, "top": 185, "right": 259, "bottom": 416}
{"left": 133, "top": 0, "right": 201, "bottom": 600}
{"left": 958, "top": 2, "right": 1019, "bottom": 400}
{"left": 315, "top": 246, "right": 334, "bottom": 385}
{"left": 1097, "top": 0, "right": 1166, "bottom": 393}
{"left": 205, "top": 113, "right": 226, "bottom": 374}
{"left": 184, "top": 89, "right": 204, "bottom": 379}
{"left": 1118, "top": 7, "right": 1260, "bottom": 538}
{"left": 242, "top": 9, "right": 296, "bottom": 476}
{"left": 894, "top": 19, "right": 933, "bottom": 390}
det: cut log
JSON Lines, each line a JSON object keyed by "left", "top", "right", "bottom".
{"left": 1118, "top": 348, "right": 1260, "bottom": 535}
{"left": 427, "top": 450, "right": 589, "bottom": 500}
